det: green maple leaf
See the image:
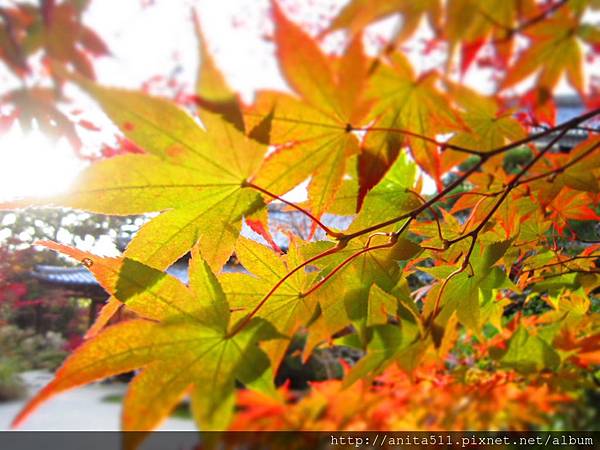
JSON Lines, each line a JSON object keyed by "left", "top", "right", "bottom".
{"left": 346, "top": 152, "right": 421, "bottom": 230}
{"left": 445, "top": 0, "right": 536, "bottom": 45}
{"left": 500, "top": 326, "right": 561, "bottom": 373}
{"left": 342, "top": 323, "right": 422, "bottom": 387}
{"left": 448, "top": 83, "right": 526, "bottom": 153}
{"left": 365, "top": 56, "right": 464, "bottom": 188}
{"left": 308, "top": 155, "right": 423, "bottom": 341}
{"left": 424, "top": 239, "right": 517, "bottom": 334}
{"left": 221, "top": 237, "right": 320, "bottom": 368}
{"left": 13, "top": 241, "right": 276, "bottom": 446}
{"left": 314, "top": 237, "right": 421, "bottom": 344}
{"left": 367, "top": 284, "right": 401, "bottom": 327}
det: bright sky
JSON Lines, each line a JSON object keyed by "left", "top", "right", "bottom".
{"left": 0, "top": 127, "right": 84, "bottom": 199}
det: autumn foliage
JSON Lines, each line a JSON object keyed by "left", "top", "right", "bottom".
{"left": 1, "top": 0, "right": 600, "bottom": 444}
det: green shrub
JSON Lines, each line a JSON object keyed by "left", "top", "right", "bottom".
{"left": 0, "top": 358, "right": 26, "bottom": 402}
{"left": 0, "top": 325, "right": 68, "bottom": 372}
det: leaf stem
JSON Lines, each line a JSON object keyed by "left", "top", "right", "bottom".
{"left": 492, "top": 0, "right": 568, "bottom": 44}
{"left": 343, "top": 160, "right": 485, "bottom": 240}
{"left": 525, "top": 255, "right": 599, "bottom": 273}
{"left": 353, "top": 126, "right": 484, "bottom": 156}
{"left": 358, "top": 107, "right": 600, "bottom": 158}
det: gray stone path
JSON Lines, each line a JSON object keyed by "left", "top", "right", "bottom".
{"left": 0, "top": 371, "right": 195, "bottom": 431}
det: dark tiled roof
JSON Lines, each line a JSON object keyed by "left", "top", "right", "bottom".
{"left": 530, "top": 97, "right": 597, "bottom": 148}
{"left": 32, "top": 261, "right": 246, "bottom": 287}
{"left": 32, "top": 265, "right": 98, "bottom": 286}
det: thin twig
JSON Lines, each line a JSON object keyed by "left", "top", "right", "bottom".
{"left": 426, "top": 126, "right": 571, "bottom": 326}
{"left": 516, "top": 141, "right": 600, "bottom": 186}
{"left": 491, "top": 0, "right": 568, "bottom": 44}
{"left": 525, "top": 255, "right": 599, "bottom": 273}
{"left": 245, "top": 181, "right": 343, "bottom": 239}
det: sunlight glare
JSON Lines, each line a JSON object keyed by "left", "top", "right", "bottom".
{"left": 0, "top": 126, "right": 84, "bottom": 201}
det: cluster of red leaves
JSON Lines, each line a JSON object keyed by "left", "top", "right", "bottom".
{"left": 0, "top": 282, "right": 29, "bottom": 307}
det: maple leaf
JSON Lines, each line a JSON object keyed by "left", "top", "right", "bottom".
{"left": 2, "top": 79, "right": 267, "bottom": 272}
{"left": 245, "top": 2, "right": 370, "bottom": 219}
{"left": 364, "top": 56, "right": 464, "bottom": 190}
{"left": 303, "top": 156, "right": 424, "bottom": 344}
{"left": 0, "top": 6, "right": 31, "bottom": 75}
{"left": 3, "top": 1, "right": 109, "bottom": 78}
{"left": 555, "top": 320, "right": 600, "bottom": 368}
{"left": 13, "top": 241, "right": 277, "bottom": 445}
{"left": 221, "top": 237, "right": 320, "bottom": 369}
{"left": 520, "top": 86, "right": 557, "bottom": 126}
{"left": 0, "top": 1, "right": 108, "bottom": 78}
{"left": 423, "top": 240, "right": 517, "bottom": 335}
{"left": 85, "top": 296, "right": 121, "bottom": 338}
{"left": 447, "top": 83, "right": 526, "bottom": 153}
{"left": 3, "top": 87, "right": 82, "bottom": 151}
{"left": 445, "top": 0, "right": 538, "bottom": 73}
{"left": 366, "top": 284, "right": 402, "bottom": 327}
{"left": 539, "top": 136, "right": 600, "bottom": 193}
{"left": 298, "top": 155, "right": 421, "bottom": 348}
{"left": 501, "top": 11, "right": 585, "bottom": 94}
{"left": 499, "top": 326, "right": 560, "bottom": 373}
{"left": 347, "top": 152, "right": 421, "bottom": 229}
{"left": 342, "top": 322, "right": 423, "bottom": 387}
{"left": 192, "top": 17, "right": 280, "bottom": 249}
{"left": 39, "top": 2, "right": 109, "bottom": 78}
{"left": 327, "top": 0, "right": 441, "bottom": 43}
{"left": 545, "top": 189, "right": 600, "bottom": 234}
{"left": 311, "top": 236, "right": 421, "bottom": 349}
{"left": 2, "top": 0, "right": 600, "bottom": 434}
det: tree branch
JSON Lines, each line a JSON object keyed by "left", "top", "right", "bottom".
{"left": 342, "top": 108, "right": 600, "bottom": 241}
{"left": 525, "top": 255, "right": 599, "bottom": 273}
{"left": 516, "top": 141, "right": 600, "bottom": 186}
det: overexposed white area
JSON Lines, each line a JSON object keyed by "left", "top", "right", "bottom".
{"left": 0, "top": 126, "right": 84, "bottom": 200}
{"left": 88, "top": 0, "right": 290, "bottom": 99}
